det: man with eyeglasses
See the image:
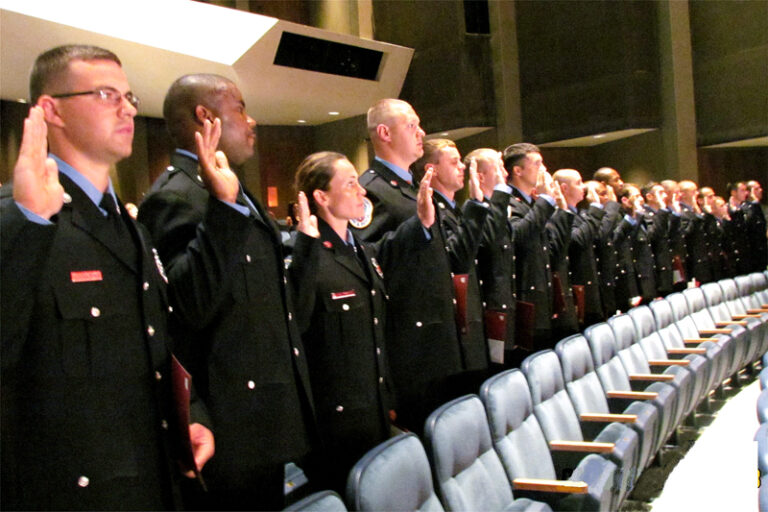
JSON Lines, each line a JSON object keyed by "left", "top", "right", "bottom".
{"left": 1, "top": 45, "right": 216, "bottom": 510}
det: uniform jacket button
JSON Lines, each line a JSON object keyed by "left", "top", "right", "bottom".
{"left": 246, "top": 254, "right": 252, "bottom": 263}
{"left": 90, "top": 307, "right": 101, "bottom": 318}
{"left": 247, "top": 380, "right": 255, "bottom": 389}
{"left": 293, "top": 347, "right": 300, "bottom": 357}
{"left": 143, "top": 282, "right": 149, "bottom": 291}
{"left": 161, "top": 419, "right": 168, "bottom": 430}
{"left": 416, "top": 321, "right": 423, "bottom": 327}
{"left": 371, "top": 289, "right": 376, "bottom": 296}
{"left": 155, "top": 371, "right": 162, "bottom": 381}
{"left": 147, "top": 325, "right": 155, "bottom": 336}
{"left": 336, "top": 405, "right": 344, "bottom": 412}
{"left": 342, "top": 304, "right": 350, "bottom": 311}
{"left": 78, "top": 476, "right": 89, "bottom": 487}
{"left": 373, "top": 317, "right": 379, "bottom": 325}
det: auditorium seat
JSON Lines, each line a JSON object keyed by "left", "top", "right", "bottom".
{"left": 724, "top": 277, "right": 768, "bottom": 358}
{"left": 521, "top": 351, "right": 639, "bottom": 505}
{"left": 481, "top": 368, "right": 618, "bottom": 511}
{"left": 627, "top": 306, "right": 698, "bottom": 425}
{"left": 684, "top": 287, "right": 749, "bottom": 382}
{"left": 424, "top": 395, "right": 553, "bottom": 511}
{"left": 285, "top": 491, "right": 348, "bottom": 512}
{"left": 554, "top": 335, "right": 660, "bottom": 471}
{"left": 761, "top": 368, "right": 768, "bottom": 390}
{"left": 663, "top": 293, "right": 732, "bottom": 394}
{"left": 606, "top": 315, "right": 681, "bottom": 448}
{"left": 759, "top": 388, "right": 768, "bottom": 425}
{"left": 703, "top": 281, "right": 764, "bottom": 369}
{"left": 346, "top": 433, "right": 444, "bottom": 512}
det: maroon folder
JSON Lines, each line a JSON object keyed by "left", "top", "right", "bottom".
{"left": 515, "top": 300, "right": 535, "bottom": 351}
{"left": 171, "top": 355, "right": 206, "bottom": 489}
{"left": 572, "top": 285, "right": 585, "bottom": 325}
{"left": 453, "top": 273, "right": 469, "bottom": 334}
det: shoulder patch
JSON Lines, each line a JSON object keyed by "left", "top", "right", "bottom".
{"left": 350, "top": 197, "right": 374, "bottom": 230}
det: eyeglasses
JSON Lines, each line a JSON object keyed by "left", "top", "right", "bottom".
{"left": 51, "top": 87, "right": 140, "bottom": 109}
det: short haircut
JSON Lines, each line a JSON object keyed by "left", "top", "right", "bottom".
{"left": 30, "top": 45, "right": 121, "bottom": 104}
{"left": 678, "top": 180, "right": 697, "bottom": 193}
{"left": 294, "top": 151, "right": 347, "bottom": 214}
{"left": 618, "top": 183, "right": 639, "bottom": 201}
{"left": 366, "top": 98, "right": 413, "bottom": 134}
{"left": 163, "top": 74, "right": 233, "bottom": 149}
{"left": 463, "top": 148, "right": 498, "bottom": 169}
{"left": 502, "top": 142, "right": 540, "bottom": 172}
{"left": 726, "top": 181, "right": 745, "bottom": 194}
{"left": 410, "top": 138, "right": 456, "bottom": 183}
{"left": 641, "top": 181, "right": 659, "bottom": 198}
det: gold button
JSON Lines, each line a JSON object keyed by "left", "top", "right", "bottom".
{"left": 155, "top": 371, "right": 162, "bottom": 381}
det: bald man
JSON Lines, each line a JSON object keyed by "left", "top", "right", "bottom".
{"left": 138, "top": 74, "right": 320, "bottom": 510}
{"left": 553, "top": 169, "right": 605, "bottom": 327}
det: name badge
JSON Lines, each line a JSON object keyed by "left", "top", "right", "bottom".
{"left": 70, "top": 270, "right": 103, "bottom": 283}
{"left": 331, "top": 290, "right": 356, "bottom": 300}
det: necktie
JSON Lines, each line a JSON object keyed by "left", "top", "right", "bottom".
{"left": 100, "top": 193, "right": 123, "bottom": 234}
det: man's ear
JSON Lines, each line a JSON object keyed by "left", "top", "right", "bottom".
{"left": 37, "top": 95, "right": 64, "bottom": 128}
{"left": 512, "top": 165, "right": 523, "bottom": 177}
{"left": 194, "top": 105, "right": 215, "bottom": 125}
{"left": 375, "top": 124, "right": 390, "bottom": 143}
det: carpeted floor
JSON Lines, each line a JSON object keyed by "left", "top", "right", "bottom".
{"left": 616, "top": 372, "right": 760, "bottom": 512}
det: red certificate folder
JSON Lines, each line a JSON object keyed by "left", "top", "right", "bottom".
{"left": 453, "top": 274, "right": 469, "bottom": 334}
{"left": 171, "top": 355, "right": 206, "bottom": 490}
{"left": 515, "top": 301, "right": 535, "bottom": 351}
{"left": 572, "top": 285, "right": 585, "bottom": 325}
{"left": 484, "top": 310, "right": 508, "bottom": 364}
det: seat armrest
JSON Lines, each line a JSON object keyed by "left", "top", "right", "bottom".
{"left": 747, "top": 309, "right": 768, "bottom": 314}
{"left": 606, "top": 390, "right": 658, "bottom": 400}
{"left": 732, "top": 314, "right": 761, "bottom": 319}
{"left": 513, "top": 478, "right": 589, "bottom": 494}
{"left": 699, "top": 328, "right": 731, "bottom": 334}
{"left": 684, "top": 338, "right": 717, "bottom": 343}
{"left": 580, "top": 413, "right": 637, "bottom": 423}
{"left": 668, "top": 347, "right": 706, "bottom": 355}
{"left": 629, "top": 373, "right": 675, "bottom": 382}
{"left": 761, "top": 304, "right": 768, "bottom": 309}
{"left": 648, "top": 359, "right": 690, "bottom": 366}
{"left": 715, "top": 321, "right": 747, "bottom": 326}
{"left": 549, "top": 440, "right": 614, "bottom": 453}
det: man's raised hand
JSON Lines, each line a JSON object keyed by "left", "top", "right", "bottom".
{"left": 13, "top": 106, "right": 63, "bottom": 220}
{"left": 418, "top": 168, "right": 435, "bottom": 228}
{"left": 468, "top": 157, "right": 483, "bottom": 201}
{"left": 195, "top": 118, "right": 239, "bottom": 204}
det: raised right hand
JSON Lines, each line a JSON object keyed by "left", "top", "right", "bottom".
{"left": 417, "top": 168, "right": 435, "bottom": 228}
{"left": 13, "top": 106, "right": 63, "bottom": 220}
{"left": 195, "top": 118, "right": 239, "bottom": 204}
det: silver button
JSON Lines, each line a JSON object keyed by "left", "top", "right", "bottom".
{"left": 374, "top": 317, "right": 379, "bottom": 325}
{"left": 479, "top": 279, "right": 483, "bottom": 285}
{"left": 293, "top": 347, "right": 300, "bottom": 357}
{"left": 416, "top": 321, "right": 423, "bottom": 327}
{"left": 246, "top": 254, "right": 251, "bottom": 263}
{"left": 288, "top": 312, "right": 293, "bottom": 321}
{"left": 90, "top": 307, "right": 101, "bottom": 318}
{"left": 342, "top": 304, "right": 350, "bottom": 311}
{"left": 155, "top": 371, "right": 162, "bottom": 381}
{"left": 77, "top": 475, "right": 89, "bottom": 487}
{"left": 452, "top": 298, "right": 457, "bottom": 305}
{"left": 336, "top": 405, "right": 344, "bottom": 412}
{"left": 143, "top": 281, "right": 149, "bottom": 291}
{"left": 196, "top": 175, "right": 203, "bottom": 182}
{"left": 147, "top": 325, "right": 155, "bottom": 336}
{"left": 530, "top": 286, "right": 535, "bottom": 290}
{"left": 161, "top": 419, "right": 168, "bottom": 430}
{"left": 168, "top": 305, "right": 174, "bottom": 313}
{"left": 247, "top": 380, "right": 255, "bottom": 389}
{"left": 62, "top": 192, "right": 72, "bottom": 204}
{"left": 376, "top": 347, "right": 381, "bottom": 355}
{"left": 379, "top": 377, "right": 384, "bottom": 384}
{"left": 502, "top": 304, "right": 507, "bottom": 309}
{"left": 371, "top": 290, "right": 376, "bottom": 296}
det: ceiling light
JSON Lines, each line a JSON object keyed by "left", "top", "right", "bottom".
{"left": 17, "top": 98, "right": 27, "bottom": 103}
{"left": 297, "top": 119, "right": 307, "bottom": 124}
{"left": 328, "top": 111, "right": 339, "bottom": 116}
{"left": 593, "top": 134, "right": 606, "bottom": 139}
{"left": 440, "top": 132, "right": 449, "bottom": 136}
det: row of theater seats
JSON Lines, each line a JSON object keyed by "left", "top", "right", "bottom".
{"left": 756, "top": 355, "right": 768, "bottom": 511}
{"left": 287, "top": 271, "right": 768, "bottom": 512}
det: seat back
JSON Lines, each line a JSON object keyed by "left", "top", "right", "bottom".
{"left": 555, "top": 334, "right": 611, "bottom": 416}
{"left": 285, "top": 491, "right": 348, "bottom": 512}
{"left": 583, "top": 323, "right": 632, "bottom": 393}
{"left": 424, "top": 395, "right": 514, "bottom": 511}
{"left": 665, "top": 293, "right": 690, "bottom": 322}
{"left": 628, "top": 305, "right": 656, "bottom": 340}
{"left": 347, "top": 433, "right": 444, "bottom": 512}
{"left": 521, "top": 350, "right": 585, "bottom": 442}
{"left": 608, "top": 314, "right": 652, "bottom": 375}
{"left": 480, "top": 370, "right": 557, "bottom": 481}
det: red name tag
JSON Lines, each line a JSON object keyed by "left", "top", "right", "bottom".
{"left": 331, "top": 290, "right": 356, "bottom": 300}
{"left": 70, "top": 270, "right": 103, "bottom": 283}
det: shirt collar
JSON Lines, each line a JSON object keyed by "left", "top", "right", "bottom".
{"left": 374, "top": 156, "right": 413, "bottom": 184}
{"left": 176, "top": 148, "right": 198, "bottom": 161}
{"left": 434, "top": 189, "right": 456, "bottom": 209}
{"left": 50, "top": 154, "right": 116, "bottom": 215}
{"left": 512, "top": 185, "right": 533, "bottom": 203}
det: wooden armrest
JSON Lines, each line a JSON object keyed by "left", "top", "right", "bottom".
{"left": 732, "top": 314, "right": 760, "bottom": 319}
{"left": 549, "top": 440, "right": 614, "bottom": 453}
{"left": 668, "top": 347, "right": 706, "bottom": 355}
{"left": 648, "top": 359, "right": 690, "bottom": 366}
{"left": 699, "top": 328, "right": 731, "bottom": 334}
{"left": 580, "top": 413, "right": 637, "bottom": 423}
{"left": 684, "top": 338, "right": 717, "bottom": 343}
{"left": 761, "top": 304, "right": 768, "bottom": 309}
{"left": 513, "top": 478, "right": 589, "bottom": 494}
{"left": 715, "top": 321, "right": 747, "bottom": 326}
{"left": 747, "top": 309, "right": 768, "bottom": 314}
{"left": 606, "top": 390, "right": 658, "bottom": 400}
{"left": 629, "top": 373, "right": 675, "bottom": 382}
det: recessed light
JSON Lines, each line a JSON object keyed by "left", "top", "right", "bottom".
{"left": 297, "top": 119, "right": 307, "bottom": 124}
{"left": 17, "top": 98, "right": 27, "bottom": 103}
{"left": 328, "top": 111, "right": 339, "bottom": 116}
{"left": 440, "top": 132, "right": 449, "bottom": 137}
{"left": 593, "top": 134, "right": 606, "bottom": 139}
